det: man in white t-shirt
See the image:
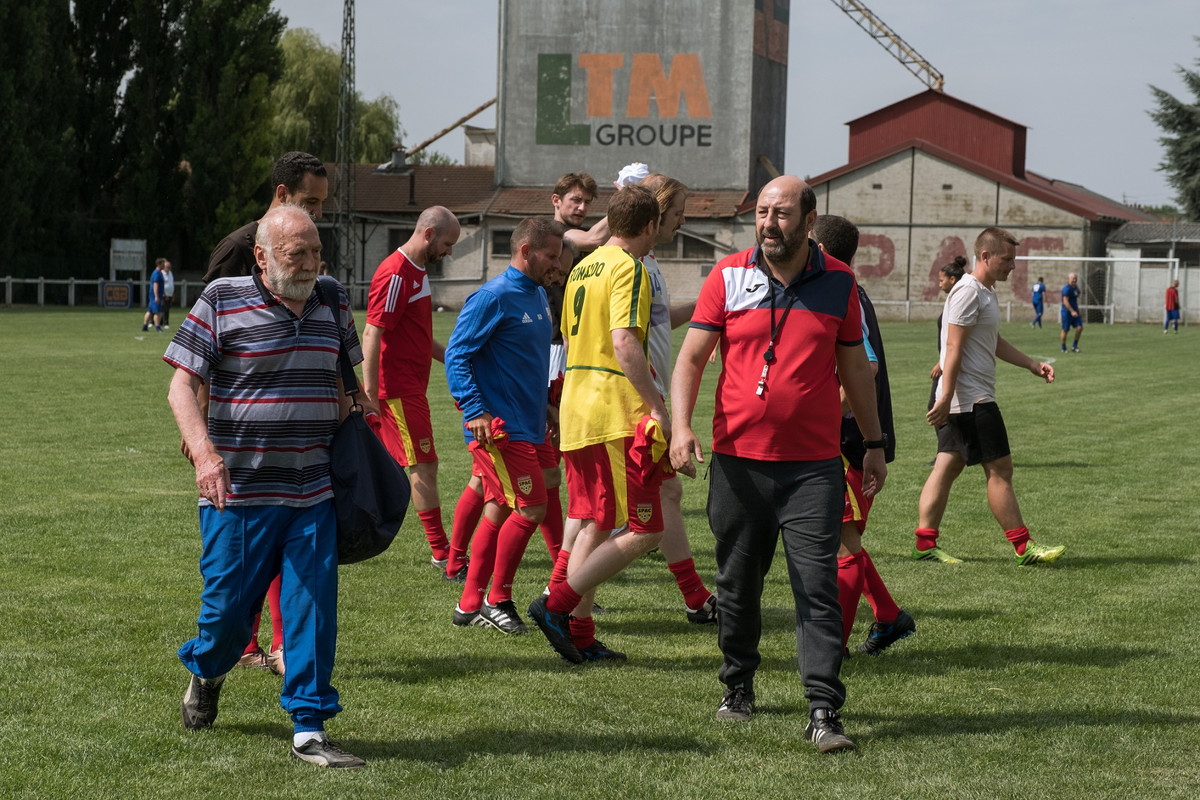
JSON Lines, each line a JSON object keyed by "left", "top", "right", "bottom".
{"left": 911, "top": 227, "right": 1066, "bottom": 567}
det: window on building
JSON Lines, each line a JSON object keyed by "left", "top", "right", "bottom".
{"left": 871, "top": 183, "right": 883, "bottom": 190}
{"left": 680, "top": 234, "right": 716, "bottom": 261}
{"left": 942, "top": 183, "right": 954, "bottom": 191}
{"left": 492, "top": 229, "right": 513, "bottom": 258}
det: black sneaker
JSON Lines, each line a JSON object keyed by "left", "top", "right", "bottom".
{"left": 181, "top": 673, "right": 225, "bottom": 730}
{"left": 686, "top": 594, "right": 718, "bottom": 625}
{"left": 291, "top": 737, "right": 366, "bottom": 769}
{"left": 452, "top": 605, "right": 490, "bottom": 628}
{"left": 716, "top": 686, "right": 754, "bottom": 721}
{"left": 527, "top": 595, "right": 583, "bottom": 663}
{"left": 580, "top": 639, "right": 627, "bottom": 663}
{"left": 443, "top": 556, "right": 470, "bottom": 583}
{"left": 805, "top": 708, "right": 856, "bottom": 753}
{"left": 481, "top": 600, "right": 529, "bottom": 635}
{"left": 855, "top": 609, "right": 916, "bottom": 656}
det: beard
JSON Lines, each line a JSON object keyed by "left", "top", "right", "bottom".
{"left": 265, "top": 262, "right": 316, "bottom": 301}
{"left": 757, "top": 225, "right": 806, "bottom": 263}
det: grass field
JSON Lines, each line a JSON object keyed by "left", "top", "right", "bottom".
{"left": 1, "top": 307, "right": 1197, "bottom": 799}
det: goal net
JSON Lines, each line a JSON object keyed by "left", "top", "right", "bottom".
{"left": 1016, "top": 255, "right": 1182, "bottom": 325}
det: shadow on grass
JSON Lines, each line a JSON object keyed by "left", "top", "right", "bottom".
{"left": 837, "top": 643, "right": 1156, "bottom": 675}
{"left": 343, "top": 727, "right": 710, "bottom": 765}
{"left": 855, "top": 708, "right": 1200, "bottom": 740}
{"left": 1012, "top": 460, "right": 1096, "bottom": 469}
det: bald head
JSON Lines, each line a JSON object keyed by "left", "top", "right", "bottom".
{"left": 406, "top": 205, "right": 460, "bottom": 269}
{"left": 755, "top": 176, "right": 818, "bottom": 270}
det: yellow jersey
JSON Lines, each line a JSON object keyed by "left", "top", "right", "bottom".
{"left": 559, "top": 245, "right": 652, "bottom": 450}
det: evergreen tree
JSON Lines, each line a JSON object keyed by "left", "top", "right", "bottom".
{"left": 1150, "top": 40, "right": 1200, "bottom": 221}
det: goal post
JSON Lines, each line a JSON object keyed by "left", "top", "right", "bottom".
{"left": 1016, "top": 255, "right": 1182, "bottom": 325}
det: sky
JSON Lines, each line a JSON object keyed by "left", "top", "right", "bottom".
{"left": 273, "top": 0, "right": 1198, "bottom": 209}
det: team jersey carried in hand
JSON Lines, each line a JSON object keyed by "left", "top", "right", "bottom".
{"left": 367, "top": 248, "right": 433, "bottom": 398}
{"left": 559, "top": 244, "right": 652, "bottom": 451}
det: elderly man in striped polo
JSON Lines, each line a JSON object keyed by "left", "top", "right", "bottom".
{"left": 164, "top": 204, "right": 365, "bottom": 769}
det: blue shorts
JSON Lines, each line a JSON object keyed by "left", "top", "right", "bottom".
{"left": 148, "top": 300, "right": 163, "bottom": 314}
{"left": 1166, "top": 309, "right": 1180, "bottom": 322}
{"left": 1061, "top": 309, "right": 1082, "bottom": 330}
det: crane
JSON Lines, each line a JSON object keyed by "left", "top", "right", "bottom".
{"left": 828, "top": 0, "right": 944, "bottom": 92}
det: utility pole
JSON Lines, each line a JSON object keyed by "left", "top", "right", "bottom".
{"left": 334, "top": 0, "right": 356, "bottom": 284}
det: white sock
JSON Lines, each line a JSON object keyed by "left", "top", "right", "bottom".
{"left": 293, "top": 731, "right": 326, "bottom": 748}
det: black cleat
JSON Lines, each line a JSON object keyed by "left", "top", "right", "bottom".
{"left": 806, "top": 708, "right": 856, "bottom": 753}
{"left": 686, "top": 594, "right": 718, "bottom": 625}
{"left": 181, "top": 673, "right": 225, "bottom": 730}
{"left": 291, "top": 737, "right": 366, "bottom": 768}
{"left": 580, "top": 639, "right": 626, "bottom": 663}
{"left": 855, "top": 609, "right": 916, "bottom": 656}
{"left": 480, "top": 600, "right": 528, "bottom": 635}
{"left": 716, "top": 686, "right": 755, "bottom": 721}
{"left": 527, "top": 596, "right": 583, "bottom": 663}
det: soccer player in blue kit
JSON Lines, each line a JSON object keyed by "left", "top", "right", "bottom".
{"left": 1060, "top": 272, "right": 1082, "bottom": 352}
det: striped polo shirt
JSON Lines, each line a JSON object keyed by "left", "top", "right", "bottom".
{"left": 163, "top": 275, "right": 362, "bottom": 507}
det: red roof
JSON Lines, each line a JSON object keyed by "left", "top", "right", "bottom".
{"left": 328, "top": 164, "right": 748, "bottom": 221}
{"left": 808, "top": 137, "right": 1154, "bottom": 224}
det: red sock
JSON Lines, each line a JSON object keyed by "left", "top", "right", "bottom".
{"left": 547, "top": 581, "right": 582, "bottom": 615}
{"left": 915, "top": 527, "right": 939, "bottom": 552}
{"left": 1005, "top": 526, "right": 1031, "bottom": 555}
{"left": 837, "top": 552, "right": 865, "bottom": 648}
{"left": 418, "top": 508, "right": 450, "bottom": 561}
{"left": 266, "top": 573, "right": 284, "bottom": 652}
{"left": 859, "top": 549, "right": 900, "bottom": 624}
{"left": 548, "top": 546, "right": 572, "bottom": 591}
{"left": 458, "top": 517, "right": 502, "bottom": 613}
{"left": 540, "top": 490, "right": 564, "bottom": 564}
{"left": 243, "top": 612, "right": 263, "bottom": 656}
{"left": 668, "top": 558, "right": 711, "bottom": 610}
{"left": 449, "top": 486, "right": 485, "bottom": 575}
{"left": 569, "top": 614, "right": 596, "bottom": 649}
{"left": 487, "top": 514, "right": 539, "bottom": 605}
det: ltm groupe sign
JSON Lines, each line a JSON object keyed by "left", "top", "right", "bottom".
{"left": 537, "top": 53, "right": 713, "bottom": 148}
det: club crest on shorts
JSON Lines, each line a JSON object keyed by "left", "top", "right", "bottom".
{"left": 636, "top": 503, "right": 653, "bottom": 524}
{"left": 517, "top": 475, "right": 533, "bottom": 495}
{"left": 419, "top": 438, "right": 432, "bottom": 454}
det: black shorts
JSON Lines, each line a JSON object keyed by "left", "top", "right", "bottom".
{"left": 935, "top": 401, "right": 1010, "bottom": 466}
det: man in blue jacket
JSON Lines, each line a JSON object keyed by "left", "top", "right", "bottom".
{"left": 444, "top": 217, "right": 566, "bottom": 635}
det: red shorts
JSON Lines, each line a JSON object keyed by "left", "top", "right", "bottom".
{"left": 842, "top": 464, "right": 874, "bottom": 533}
{"left": 563, "top": 437, "right": 663, "bottom": 533}
{"left": 535, "top": 440, "right": 561, "bottom": 470}
{"left": 469, "top": 440, "right": 547, "bottom": 509}
{"left": 378, "top": 394, "right": 437, "bottom": 466}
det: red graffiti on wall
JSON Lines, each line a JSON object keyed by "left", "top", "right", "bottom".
{"left": 854, "top": 234, "right": 895, "bottom": 278}
{"left": 922, "top": 236, "right": 969, "bottom": 301}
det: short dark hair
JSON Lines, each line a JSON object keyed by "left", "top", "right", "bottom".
{"left": 552, "top": 172, "right": 597, "bottom": 200}
{"left": 812, "top": 215, "right": 859, "bottom": 264}
{"left": 606, "top": 185, "right": 660, "bottom": 239}
{"left": 154, "top": 257, "right": 167, "bottom": 268}
{"left": 511, "top": 217, "right": 566, "bottom": 254}
{"left": 941, "top": 255, "right": 968, "bottom": 280}
{"left": 799, "top": 184, "right": 817, "bottom": 219}
{"left": 974, "top": 226, "right": 1019, "bottom": 260}
{"left": 271, "top": 152, "right": 326, "bottom": 194}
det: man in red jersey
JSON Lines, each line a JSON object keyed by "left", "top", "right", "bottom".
{"left": 363, "top": 205, "right": 460, "bottom": 575}
{"left": 671, "top": 176, "right": 885, "bottom": 754}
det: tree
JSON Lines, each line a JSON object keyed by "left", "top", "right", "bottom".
{"left": 1150, "top": 39, "right": 1200, "bottom": 221}
{"left": 0, "top": 2, "right": 85, "bottom": 277}
{"left": 268, "top": 27, "right": 406, "bottom": 165}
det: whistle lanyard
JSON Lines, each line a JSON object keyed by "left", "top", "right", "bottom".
{"left": 756, "top": 283, "right": 798, "bottom": 397}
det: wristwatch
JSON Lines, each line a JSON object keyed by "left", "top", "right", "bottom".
{"left": 863, "top": 434, "right": 889, "bottom": 450}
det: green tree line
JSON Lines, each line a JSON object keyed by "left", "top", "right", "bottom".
{"left": 2, "top": 2, "right": 408, "bottom": 279}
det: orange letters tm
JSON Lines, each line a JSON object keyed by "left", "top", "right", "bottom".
{"left": 626, "top": 53, "right": 712, "bottom": 119}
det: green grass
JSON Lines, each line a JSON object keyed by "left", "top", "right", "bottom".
{"left": 1, "top": 308, "right": 1197, "bottom": 798}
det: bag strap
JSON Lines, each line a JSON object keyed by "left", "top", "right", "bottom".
{"left": 313, "top": 276, "right": 362, "bottom": 410}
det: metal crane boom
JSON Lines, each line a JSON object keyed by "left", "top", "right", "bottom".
{"left": 828, "top": 0, "right": 944, "bottom": 92}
